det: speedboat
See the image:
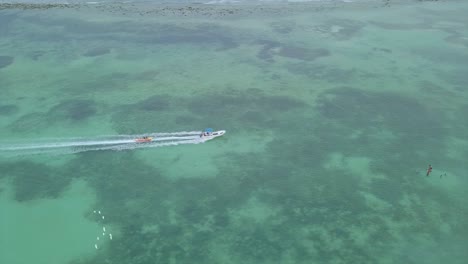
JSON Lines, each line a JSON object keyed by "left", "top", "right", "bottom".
{"left": 135, "top": 136, "right": 153, "bottom": 143}
{"left": 200, "top": 128, "right": 226, "bottom": 140}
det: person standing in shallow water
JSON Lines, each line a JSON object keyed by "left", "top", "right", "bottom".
{"left": 426, "top": 164, "right": 433, "bottom": 177}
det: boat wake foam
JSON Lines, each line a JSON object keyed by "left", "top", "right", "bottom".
{"left": 0, "top": 131, "right": 204, "bottom": 156}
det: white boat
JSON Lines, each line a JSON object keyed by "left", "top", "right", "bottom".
{"left": 200, "top": 128, "right": 226, "bottom": 141}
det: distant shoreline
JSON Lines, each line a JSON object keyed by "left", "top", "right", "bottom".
{"left": 0, "top": 0, "right": 440, "bottom": 15}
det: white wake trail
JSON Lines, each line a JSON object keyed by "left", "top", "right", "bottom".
{"left": 89, "top": 139, "right": 203, "bottom": 152}
{"left": 0, "top": 131, "right": 205, "bottom": 156}
{"left": 0, "top": 139, "right": 136, "bottom": 151}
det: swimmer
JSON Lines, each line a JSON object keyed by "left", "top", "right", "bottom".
{"left": 426, "top": 164, "right": 433, "bottom": 177}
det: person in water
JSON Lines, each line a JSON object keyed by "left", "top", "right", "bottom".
{"left": 426, "top": 164, "right": 433, "bottom": 177}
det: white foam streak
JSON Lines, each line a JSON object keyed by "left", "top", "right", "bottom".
{"left": 0, "top": 139, "right": 135, "bottom": 150}
{"left": 0, "top": 131, "right": 205, "bottom": 156}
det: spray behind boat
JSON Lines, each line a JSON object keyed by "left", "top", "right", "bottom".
{"left": 0, "top": 129, "right": 225, "bottom": 156}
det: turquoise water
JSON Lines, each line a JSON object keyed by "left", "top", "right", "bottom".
{"left": 1, "top": 1, "right": 468, "bottom": 263}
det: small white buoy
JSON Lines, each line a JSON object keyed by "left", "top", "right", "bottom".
{"left": 98, "top": 211, "right": 101, "bottom": 214}
{"left": 93, "top": 210, "right": 96, "bottom": 213}
{"left": 103, "top": 227, "right": 106, "bottom": 232}
{"left": 109, "top": 233, "right": 113, "bottom": 240}
{"left": 102, "top": 232, "right": 105, "bottom": 236}
{"left": 95, "top": 244, "right": 98, "bottom": 249}
{"left": 102, "top": 216, "right": 105, "bottom": 220}
{"left": 97, "top": 237, "right": 100, "bottom": 240}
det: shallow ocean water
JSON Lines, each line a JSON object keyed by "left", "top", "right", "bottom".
{"left": 1, "top": 0, "right": 468, "bottom": 263}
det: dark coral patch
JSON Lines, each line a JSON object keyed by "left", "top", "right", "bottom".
{"left": 368, "top": 20, "right": 428, "bottom": 30}
{"left": 111, "top": 95, "right": 176, "bottom": 133}
{"left": 136, "top": 70, "right": 160, "bottom": 81}
{"left": 188, "top": 94, "right": 251, "bottom": 115}
{"left": 0, "top": 12, "right": 17, "bottom": 35}
{"left": 277, "top": 46, "right": 329, "bottom": 61}
{"left": 0, "top": 104, "right": 18, "bottom": 115}
{"left": 83, "top": 47, "right": 110, "bottom": 57}
{"left": 316, "top": 87, "right": 433, "bottom": 130}
{"left": 257, "top": 49, "right": 274, "bottom": 61}
{"left": 255, "top": 95, "right": 306, "bottom": 111}
{"left": 62, "top": 151, "right": 171, "bottom": 224}
{"left": 372, "top": 47, "right": 392, "bottom": 54}
{"left": 112, "top": 90, "right": 307, "bottom": 134}
{"left": 230, "top": 227, "right": 282, "bottom": 262}
{"left": 141, "top": 23, "right": 239, "bottom": 50}
{"left": 23, "top": 16, "right": 241, "bottom": 50}
{"left": 185, "top": 92, "right": 307, "bottom": 133}
{"left": 62, "top": 73, "right": 130, "bottom": 94}
{"left": 29, "top": 50, "right": 46, "bottom": 61}
{"left": 286, "top": 63, "right": 355, "bottom": 82}
{"left": 256, "top": 40, "right": 329, "bottom": 62}
{"left": 418, "top": 80, "right": 453, "bottom": 96}
{"left": 0, "top": 55, "right": 14, "bottom": 69}
{"left": 9, "top": 113, "right": 48, "bottom": 132}
{"left": 256, "top": 40, "right": 280, "bottom": 61}
{"left": 412, "top": 46, "right": 468, "bottom": 65}
{"left": 436, "top": 69, "right": 468, "bottom": 92}
{"left": 188, "top": 93, "right": 305, "bottom": 116}
{"left": 241, "top": 110, "right": 265, "bottom": 123}
{"left": 270, "top": 20, "right": 296, "bottom": 34}
{"left": 310, "top": 19, "right": 365, "bottom": 40}
{"left": 445, "top": 32, "right": 468, "bottom": 48}
{"left": 20, "top": 15, "right": 114, "bottom": 35}
{"left": 454, "top": 104, "right": 468, "bottom": 134}
{"left": 112, "top": 107, "right": 174, "bottom": 134}
{"left": 0, "top": 161, "right": 72, "bottom": 202}
{"left": 48, "top": 99, "right": 97, "bottom": 121}
{"left": 328, "top": 19, "right": 366, "bottom": 40}
{"left": 174, "top": 115, "right": 199, "bottom": 126}
{"left": 315, "top": 87, "right": 442, "bottom": 137}
{"left": 314, "top": 87, "right": 447, "bottom": 174}
{"left": 137, "top": 95, "right": 170, "bottom": 111}
{"left": 257, "top": 39, "right": 281, "bottom": 48}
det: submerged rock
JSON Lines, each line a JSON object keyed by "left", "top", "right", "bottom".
{"left": 49, "top": 99, "right": 97, "bottom": 121}
{"left": 83, "top": 47, "right": 110, "bottom": 57}
{"left": 137, "top": 95, "right": 170, "bottom": 111}
{"left": 256, "top": 40, "right": 329, "bottom": 62}
{"left": 0, "top": 55, "right": 14, "bottom": 69}
{"left": 0, "top": 104, "right": 18, "bottom": 115}
{"left": 277, "top": 46, "right": 330, "bottom": 61}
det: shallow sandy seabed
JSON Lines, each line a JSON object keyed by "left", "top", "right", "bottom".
{"left": 1, "top": 1, "right": 468, "bottom": 263}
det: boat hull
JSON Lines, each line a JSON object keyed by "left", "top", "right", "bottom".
{"left": 200, "top": 130, "right": 226, "bottom": 141}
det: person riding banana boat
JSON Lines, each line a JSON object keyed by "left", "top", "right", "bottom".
{"left": 135, "top": 136, "right": 153, "bottom": 143}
